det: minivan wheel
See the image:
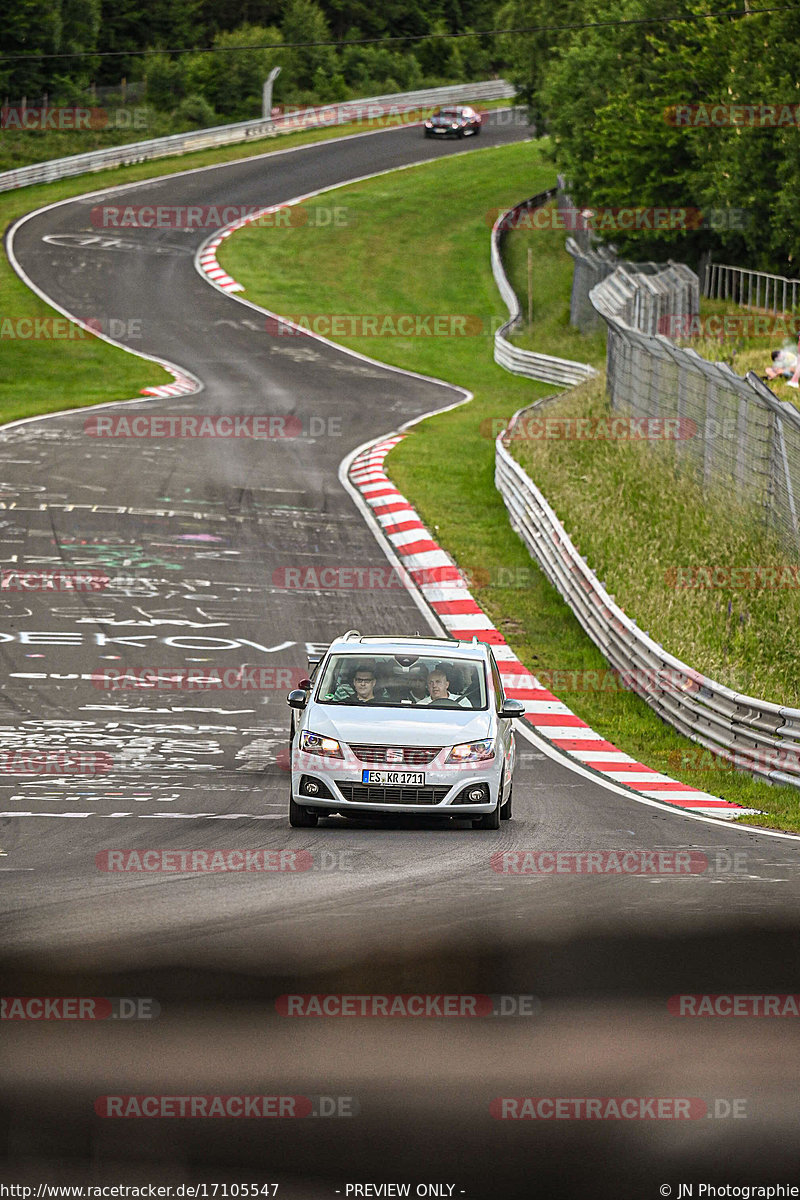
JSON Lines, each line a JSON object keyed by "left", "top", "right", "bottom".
{"left": 472, "top": 804, "right": 500, "bottom": 830}
{"left": 289, "top": 794, "right": 318, "bottom": 827}
{"left": 500, "top": 782, "right": 513, "bottom": 821}
{"left": 473, "top": 771, "right": 503, "bottom": 829}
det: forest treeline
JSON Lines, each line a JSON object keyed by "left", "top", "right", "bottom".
{"left": 2, "top": 0, "right": 798, "bottom": 271}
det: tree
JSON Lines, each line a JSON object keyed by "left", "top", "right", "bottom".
{"left": 0, "top": 0, "right": 63, "bottom": 98}
{"left": 280, "top": 0, "right": 336, "bottom": 93}
{"left": 184, "top": 24, "right": 284, "bottom": 119}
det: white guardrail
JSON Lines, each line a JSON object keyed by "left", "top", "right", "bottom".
{"left": 496, "top": 417, "right": 800, "bottom": 788}
{"left": 493, "top": 222, "right": 800, "bottom": 790}
{"left": 0, "top": 80, "right": 516, "bottom": 193}
{"left": 491, "top": 187, "right": 598, "bottom": 387}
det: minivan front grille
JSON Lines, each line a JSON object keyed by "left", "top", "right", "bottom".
{"left": 348, "top": 744, "right": 442, "bottom": 766}
{"left": 336, "top": 783, "right": 450, "bottom": 806}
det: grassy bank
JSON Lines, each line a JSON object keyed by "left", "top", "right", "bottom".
{"left": 219, "top": 138, "right": 800, "bottom": 829}
{"left": 511, "top": 378, "right": 800, "bottom": 707}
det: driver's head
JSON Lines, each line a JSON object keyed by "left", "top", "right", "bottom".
{"left": 426, "top": 668, "right": 450, "bottom": 699}
{"left": 352, "top": 663, "right": 377, "bottom": 700}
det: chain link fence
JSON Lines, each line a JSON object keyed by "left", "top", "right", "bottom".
{"left": 589, "top": 268, "right": 800, "bottom": 553}
{"left": 491, "top": 187, "right": 800, "bottom": 786}
{"left": 557, "top": 179, "right": 800, "bottom": 555}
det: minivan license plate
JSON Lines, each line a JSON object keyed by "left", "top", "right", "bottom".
{"left": 363, "top": 770, "right": 424, "bottom": 785}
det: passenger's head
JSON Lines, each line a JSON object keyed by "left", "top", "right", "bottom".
{"left": 352, "top": 662, "right": 377, "bottom": 700}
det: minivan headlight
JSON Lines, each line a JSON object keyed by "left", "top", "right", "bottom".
{"left": 446, "top": 739, "right": 495, "bottom": 764}
{"left": 299, "top": 730, "right": 344, "bottom": 759}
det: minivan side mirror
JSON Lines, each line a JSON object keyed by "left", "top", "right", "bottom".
{"left": 287, "top": 689, "right": 308, "bottom": 710}
{"left": 499, "top": 698, "right": 526, "bottom": 719}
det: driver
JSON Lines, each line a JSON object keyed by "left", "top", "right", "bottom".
{"left": 415, "top": 665, "right": 471, "bottom": 707}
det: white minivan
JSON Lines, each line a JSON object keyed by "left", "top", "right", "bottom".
{"left": 287, "top": 631, "right": 524, "bottom": 829}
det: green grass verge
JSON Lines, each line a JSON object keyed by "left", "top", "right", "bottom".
{"left": 221, "top": 138, "right": 557, "bottom": 391}
{"left": 218, "top": 137, "right": 800, "bottom": 830}
{"left": 512, "top": 376, "right": 800, "bottom": 706}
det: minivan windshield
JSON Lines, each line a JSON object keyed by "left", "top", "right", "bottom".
{"left": 315, "top": 654, "right": 488, "bottom": 709}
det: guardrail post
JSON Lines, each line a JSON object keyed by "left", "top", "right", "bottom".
{"left": 262, "top": 67, "right": 281, "bottom": 121}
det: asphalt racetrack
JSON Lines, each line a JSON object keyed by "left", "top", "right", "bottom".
{"left": 2, "top": 115, "right": 800, "bottom": 1197}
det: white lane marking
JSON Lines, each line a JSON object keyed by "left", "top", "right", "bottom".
{"left": 8, "top": 134, "right": 800, "bottom": 846}
{"left": 0, "top": 810, "right": 284, "bottom": 819}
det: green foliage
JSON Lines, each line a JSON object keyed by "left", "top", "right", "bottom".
{"left": 144, "top": 53, "right": 187, "bottom": 110}
{"left": 174, "top": 92, "right": 218, "bottom": 126}
{"left": 2, "top": 0, "right": 501, "bottom": 132}
{"left": 510, "top": 0, "right": 800, "bottom": 272}
{"left": 415, "top": 19, "right": 462, "bottom": 80}
{"left": 183, "top": 23, "right": 284, "bottom": 119}
{"left": 0, "top": 0, "right": 64, "bottom": 97}
{"left": 281, "top": 0, "right": 337, "bottom": 91}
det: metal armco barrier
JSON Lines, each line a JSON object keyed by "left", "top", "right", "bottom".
{"left": 590, "top": 268, "right": 800, "bottom": 554}
{"left": 495, "top": 410, "right": 800, "bottom": 791}
{"left": 0, "top": 80, "right": 516, "bottom": 194}
{"left": 491, "top": 189, "right": 598, "bottom": 387}
{"left": 492, "top": 189, "right": 800, "bottom": 790}
{"left": 496, "top": 403, "right": 800, "bottom": 787}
